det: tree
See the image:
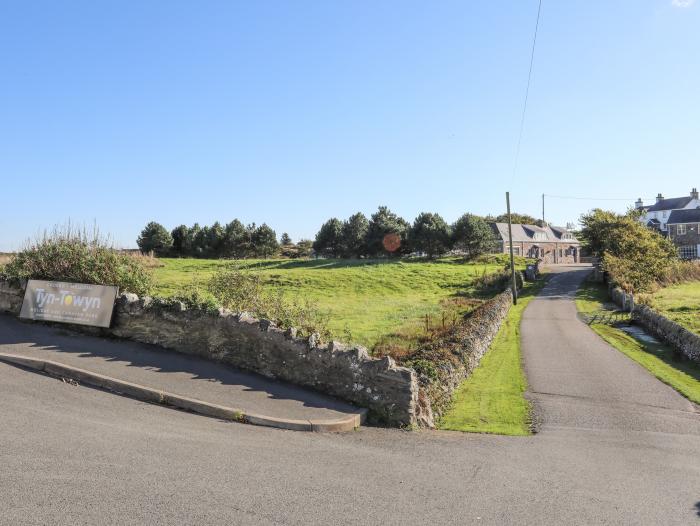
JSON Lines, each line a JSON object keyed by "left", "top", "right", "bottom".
{"left": 207, "top": 221, "right": 225, "bottom": 257}
{"left": 186, "top": 223, "right": 201, "bottom": 256}
{"left": 452, "top": 213, "right": 497, "bottom": 259}
{"left": 296, "top": 239, "right": 313, "bottom": 258}
{"left": 313, "top": 218, "right": 344, "bottom": 257}
{"left": 222, "top": 219, "right": 247, "bottom": 258}
{"left": 137, "top": 222, "right": 173, "bottom": 256}
{"left": 280, "top": 232, "right": 292, "bottom": 246}
{"left": 170, "top": 225, "right": 189, "bottom": 256}
{"left": 580, "top": 209, "right": 677, "bottom": 293}
{"left": 409, "top": 212, "right": 451, "bottom": 258}
{"left": 578, "top": 209, "right": 624, "bottom": 257}
{"left": 486, "top": 213, "right": 543, "bottom": 227}
{"left": 366, "top": 206, "right": 409, "bottom": 257}
{"left": 341, "top": 212, "right": 369, "bottom": 258}
{"left": 252, "top": 223, "right": 279, "bottom": 258}
{"left": 193, "top": 225, "right": 210, "bottom": 256}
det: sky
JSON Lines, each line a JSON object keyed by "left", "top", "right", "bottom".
{"left": 1, "top": 0, "right": 699, "bottom": 250}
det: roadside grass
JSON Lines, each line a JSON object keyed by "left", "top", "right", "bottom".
{"left": 642, "top": 281, "right": 700, "bottom": 336}
{"left": 152, "top": 257, "right": 513, "bottom": 350}
{"left": 576, "top": 280, "right": 700, "bottom": 405}
{"left": 438, "top": 278, "right": 547, "bottom": 435}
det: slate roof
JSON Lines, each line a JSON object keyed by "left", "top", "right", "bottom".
{"left": 667, "top": 209, "right": 700, "bottom": 224}
{"left": 646, "top": 196, "right": 694, "bottom": 212}
{"left": 491, "top": 223, "right": 579, "bottom": 244}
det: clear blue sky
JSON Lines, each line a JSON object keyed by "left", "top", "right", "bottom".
{"left": 1, "top": 0, "right": 699, "bottom": 250}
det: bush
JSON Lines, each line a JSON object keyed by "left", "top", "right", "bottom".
{"left": 3, "top": 226, "right": 153, "bottom": 296}
{"left": 207, "top": 265, "right": 330, "bottom": 339}
{"left": 657, "top": 260, "right": 700, "bottom": 288}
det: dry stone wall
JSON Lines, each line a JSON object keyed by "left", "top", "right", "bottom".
{"left": 0, "top": 278, "right": 517, "bottom": 427}
{"left": 608, "top": 284, "right": 700, "bottom": 364}
{"left": 632, "top": 304, "right": 700, "bottom": 363}
{"left": 405, "top": 290, "right": 514, "bottom": 419}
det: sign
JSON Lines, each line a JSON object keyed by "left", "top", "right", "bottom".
{"left": 20, "top": 280, "right": 118, "bottom": 328}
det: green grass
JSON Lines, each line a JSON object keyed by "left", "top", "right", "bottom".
{"left": 439, "top": 278, "right": 546, "bottom": 435}
{"left": 645, "top": 281, "right": 700, "bottom": 336}
{"left": 576, "top": 280, "right": 700, "bottom": 405}
{"left": 152, "top": 257, "right": 511, "bottom": 349}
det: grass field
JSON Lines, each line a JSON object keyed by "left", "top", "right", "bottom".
{"left": 644, "top": 281, "right": 700, "bottom": 336}
{"left": 152, "top": 257, "right": 515, "bottom": 349}
{"left": 438, "top": 277, "right": 546, "bottom": 435}
{"left": 576, "top": 280, "right": 700, "bottom": 405}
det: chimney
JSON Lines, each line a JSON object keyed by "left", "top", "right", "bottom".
{"left": 635, "top": 198, "right": 644, "bottom": 209}
{"left": 691, "top": 188, "right": 699, "bottom": 200}
{"left": 656, "top": 193, "right": 664, "bottom": 203}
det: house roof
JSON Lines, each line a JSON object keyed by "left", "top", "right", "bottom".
{"left": 667, "top": 208, "right": 700, "bottom": 224}
{"left": 646, "top": 196, "right": 694, "bottom": 212}
{"left": 490, "top": 223, "right": 579, "bottom": 244}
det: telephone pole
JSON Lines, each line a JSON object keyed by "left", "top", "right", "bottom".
{"left": 506, "top": 192, "right": 518, "bottom": 305}
{"left": 542, "top": 193, "right": 545, "bottom": 226}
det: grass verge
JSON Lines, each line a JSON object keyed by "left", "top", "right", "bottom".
{"left": 576, "top": 280, "right": 700, "bottom": 405}
{"left": 439, "top": 278, "right": 547, "bottom": 435}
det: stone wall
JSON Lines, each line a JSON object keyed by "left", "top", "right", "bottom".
{"left": 0, "top": 280, "right": 423, "bottom": 427}
{"left": 403, "top": 290, "right": 514, "bottom": 419}
{"left": 0, "top": 278, "right": 517, "bottom": 427}
{"left": 0, "top": 280, "right": 24, "bottom": 314}
{"left": 606, "top": 283, "right": 700, "bottom": 364}
{"left": 632, "top": 305, "right": 700, "bottom": 363}
{"left": 609, "top": 285, "right": 635, "bottom": 312}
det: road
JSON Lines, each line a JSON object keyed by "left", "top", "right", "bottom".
{"left": 1, "top": 266, "right": 699, "bottom": 525}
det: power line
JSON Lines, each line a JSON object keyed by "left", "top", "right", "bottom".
{"left": 544, "top": 194, "right": 652, "bottom": 201}
{"left": 511, "top": 0, "right": 543, "bottom": 183}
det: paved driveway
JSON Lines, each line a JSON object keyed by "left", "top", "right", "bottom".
{"left": 1, "top": 266, "right": 699, "bottom": 525}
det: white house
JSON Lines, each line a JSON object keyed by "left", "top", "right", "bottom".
{"left": 636, "top": 188, "right": 700, "bottom": 233}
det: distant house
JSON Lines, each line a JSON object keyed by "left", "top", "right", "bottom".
{"left": 636, "top": 188, "right": 700, "bottom": 234}
{"left": 637, "top": 188, "right": 700, "bottom": 260}
{"left": 490, "top": 223, "right": 580, "bottom": 264}
{"left": 666, "top": 208, "right": 700, "bottom": 260}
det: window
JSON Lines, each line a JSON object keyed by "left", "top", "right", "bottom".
{"left": 663, "top": 211, "right": 668, "bottom": 218}
{"left": 679, "top": 245, "right": 697, "bottom": 260}
{"left": 677, "top": 224, "right": 687, "bottom": 235}
{"left": 506, "top": 246, "right": 521, "bottom": 256}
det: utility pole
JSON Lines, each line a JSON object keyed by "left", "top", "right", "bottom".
{"left": 506, "top": 192, "right": 518, "bottom": 305}
{"left": 542, "top": 193, "right": 545, "bottom": 226}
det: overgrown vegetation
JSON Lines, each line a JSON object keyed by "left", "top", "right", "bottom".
{"left": 2, "top": 226, "right": 152, "bottom": 295}
{"left": 576, "top": 279, "right": 700, "bottom": 405}
{"left": 579, "top": 209, "right": 678, "bottom": 293}
{"left": 208, "top": 266, "right": 331, "bottom": 339}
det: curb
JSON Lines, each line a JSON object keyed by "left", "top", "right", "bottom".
{"left": 0, "top": 353, "right": 366, "bottom": 433}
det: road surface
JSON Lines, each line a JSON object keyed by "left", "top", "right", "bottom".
{"left": 1, "top": 266, "right": 699, "bottom": 525}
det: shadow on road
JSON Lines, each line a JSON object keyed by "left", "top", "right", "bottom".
{"left": 0, "top": 314, "right": 357, "bottom": 414}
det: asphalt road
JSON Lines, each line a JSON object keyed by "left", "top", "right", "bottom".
{"left": 1, "top": 266, "right": 699, "bottom": 525}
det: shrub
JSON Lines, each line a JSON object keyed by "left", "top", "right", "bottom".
{"left": 657, "top": 259, "right": 700, "bottom": 288}
{"left": 207, "top": 265, "right": 330, "bottom": 339}
{"left": 3, "top": 226, "right": 153, "bottom": 295}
